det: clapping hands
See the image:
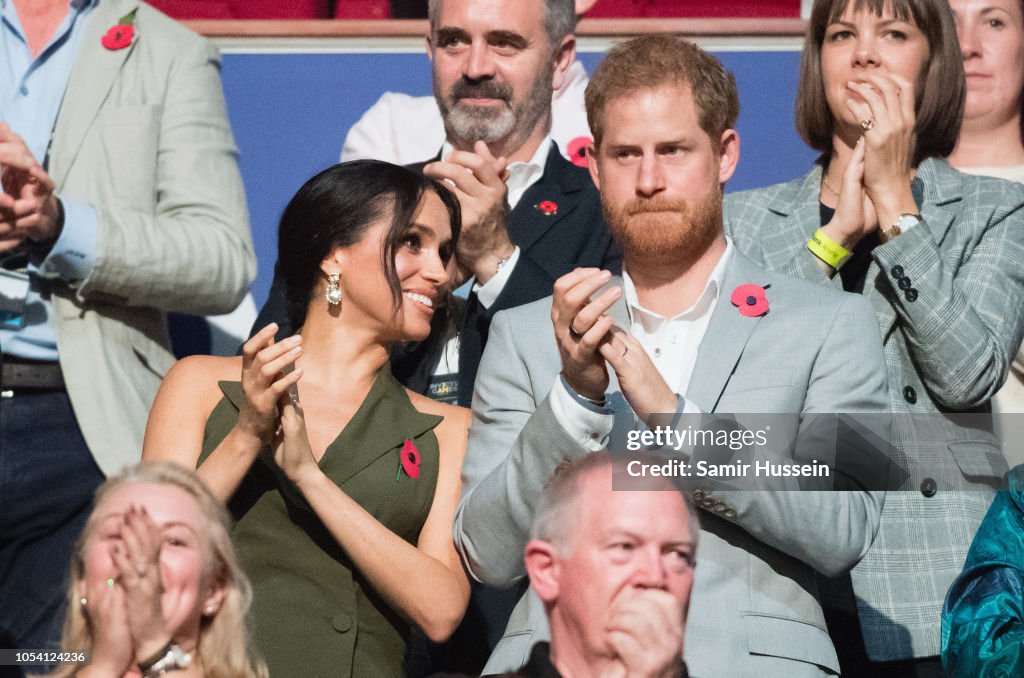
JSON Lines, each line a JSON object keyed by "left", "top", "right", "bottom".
{"left": 85, "top": 506, "right": 172, "bottom": 676}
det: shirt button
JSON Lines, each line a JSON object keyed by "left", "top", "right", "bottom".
{"left": 654, "top": 347, "right": 662, "bottom": 357}
{"left": 905, "top": 288, "right": 918, "bottom": 302}
{"left": 903, "top": 386, "right": 917, "bottom": 404}
{"left": 891, "top": 265, "right": 905, "bottom": 278}
{"left": 724, "top": 509, "right": 737, "bottom": 519}
{"left": 897, "top": 276, "right": 912, "bottom": 290}
{"left": 920, "top": 478, "right": 937, "bottom": 498}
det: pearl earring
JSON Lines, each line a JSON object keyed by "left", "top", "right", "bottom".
{"left": 325, "top": 273, "right": 342, "bottom": 307}
{"left": 79, "top": 597, "right": 87, "bottom": 607}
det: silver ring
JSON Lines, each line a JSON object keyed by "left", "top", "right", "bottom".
{"left": 860, "top": 118, "right": 875, "bottom": 131}
{"left": 568, "top": 321, "right": 585, "bottom": 341}
{"left": 621, "top": 345, "right": 628, "bottom": 357}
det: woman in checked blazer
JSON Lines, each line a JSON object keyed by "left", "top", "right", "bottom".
{"left": 724, "top": 0, "right": 1024, "bottom": 674}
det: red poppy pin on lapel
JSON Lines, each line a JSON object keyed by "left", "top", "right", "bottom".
{"left": 398, "top": 439, "right": 421, "bottom": 480}
{"left": 101, "top": 10, "right": 136, "bottom": 51}
{"left": 566, "top": 136, "right": 592, "bottom": 168}
{"left": 731, "top": 284, "right": 769, "bottom": 317}
{"left": 536, "top": 200, "right": 558, "bottom": 216}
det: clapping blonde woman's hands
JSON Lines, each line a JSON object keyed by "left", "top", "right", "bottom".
{"left": 82, "top": 579, "right": 134, "bottom": 677}
{"left": 109, "top": 505, "right": 173, "bottom": 662}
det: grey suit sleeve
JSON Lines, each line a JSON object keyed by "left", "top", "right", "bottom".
{"left": 77, "top": 39, "right": 254, "bottom": 315}
{"left": 871, "top": 185, "right": 1024, "bottom": 409}
{"left": 453, "top": 310, "right": 588, "bottom": 586}
{"left": 723, "top": 194, "right": 843, "bottom": 290}
{"left": 699, "top": 294, "right": 888, "bottom": 576}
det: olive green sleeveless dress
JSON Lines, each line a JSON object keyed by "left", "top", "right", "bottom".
{"left": 199, "top": 368, "right": 443, "bottom": 678}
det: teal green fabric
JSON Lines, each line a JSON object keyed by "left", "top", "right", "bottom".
{"left": 942, "top": 465, "right": 1024, "bottom": 677}
{"left": 199, "top": 367, "right": 443, "bottom": 678}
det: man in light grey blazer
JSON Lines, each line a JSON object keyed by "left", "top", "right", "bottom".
{"left": 454, "top": 36, "right": 890, "bottom": 677}
{"left": 0, "top": 0, "right": 253, "bottom": 658}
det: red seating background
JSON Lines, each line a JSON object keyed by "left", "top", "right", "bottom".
{"left": 145, "top": 0, "right": 800, "bottom": 21}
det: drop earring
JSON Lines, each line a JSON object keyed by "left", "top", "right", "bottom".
{"left": 325, "top": 273, "right": 342, "bottom": 307}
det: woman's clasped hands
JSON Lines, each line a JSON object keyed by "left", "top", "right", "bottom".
{"left": 85, "top": 506, "right": 176, "bottom": 676}
{"left": 827, "top": 71, "right": 919, "bottom": 249}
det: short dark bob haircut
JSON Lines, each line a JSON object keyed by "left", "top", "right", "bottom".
{"left": 796, "top": 0, "right": 965, "bottom": 166}
{"left": 276, "top": 160, "right": 462, "bottom": 331}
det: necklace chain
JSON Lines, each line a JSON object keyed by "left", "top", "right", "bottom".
{"left": 822, "top": 173, "right": 841, "bottom": 197}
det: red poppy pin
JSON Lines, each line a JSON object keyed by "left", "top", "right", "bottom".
{"left": 101, "top": 10, "right": 136, "bottom": 51}
{"left": 731, "top": 284, "right": 769, "bottom": 318}
{"left": 398, "top": 439, "right": 421, "bottom": 480}
{"left": 566, "top": 136, "right": 592, "bottom": 168}
{"left": 536, "top": 200, "right": 558, "bottom": 216}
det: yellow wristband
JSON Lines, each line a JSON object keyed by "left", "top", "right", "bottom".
{"left": 807, "top": 228, "right": 851, "bottom": 269}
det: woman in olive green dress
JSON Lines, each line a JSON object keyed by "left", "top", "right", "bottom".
{"left": 142, "top": 161, "right": 471, "bottom": 678}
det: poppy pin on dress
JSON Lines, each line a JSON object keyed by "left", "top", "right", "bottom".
{"left": 399, "top": 439, "right": 421, "bottom": 480}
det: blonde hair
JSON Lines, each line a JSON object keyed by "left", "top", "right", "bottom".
{"left": 54, "top": 461, "right": 267, "bottom": 678}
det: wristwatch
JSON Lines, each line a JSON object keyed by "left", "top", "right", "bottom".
{"left": 879, "top": 213, "right": 922, "bottom": 244}
{"left": 138, "top": 642, "right": 192, "bottom": 676}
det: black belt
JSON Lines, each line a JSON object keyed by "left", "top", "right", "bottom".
{"left": 1, "top": 355, "right": 66, "bottom": 391}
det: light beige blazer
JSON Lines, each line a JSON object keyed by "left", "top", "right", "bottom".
{"left": 44, "top": 0, "right": 254, "bottom": 476}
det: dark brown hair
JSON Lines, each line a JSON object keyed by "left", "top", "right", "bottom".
{"left": 276, "top": 160, "right": 461, "bottom": 331}
{"left": 584, "top": 35, "right": 739, "bottom": 148}
{"left": 796, "top": 0, "right": 965, "bottom": 165}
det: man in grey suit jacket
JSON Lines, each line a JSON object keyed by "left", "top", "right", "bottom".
{"left": 0, "top": 0, "right": 253, "bottom": 659}
{"left": 454, "top": 36, "right": 890, "bottom": 677}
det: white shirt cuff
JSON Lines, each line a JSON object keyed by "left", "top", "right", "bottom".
{"left": 550, "top": 377, "right": 614, "bottom": 451}
{"left": 472, "top": 246, "right": 521, "bottom": 309}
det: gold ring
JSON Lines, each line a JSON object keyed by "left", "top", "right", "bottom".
{"left": 860, "top": 118, "right": 875, "bottom": 131}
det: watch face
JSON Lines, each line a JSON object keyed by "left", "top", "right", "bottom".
{"left": 896, "top": 214, "right": 922, "bottom": 230}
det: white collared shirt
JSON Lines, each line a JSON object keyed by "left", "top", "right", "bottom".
{"left": 551, "top": 241, "right": 736, "bottom": 449}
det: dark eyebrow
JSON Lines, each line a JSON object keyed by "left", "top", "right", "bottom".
{"left": 435, "top": 27, "right": 470, "bottom": 44}
{"left": 486, "top": 30, "right": 529, "bottom": 48}
{"left": 406, "top": 223, "right": 432, "bottom": 236}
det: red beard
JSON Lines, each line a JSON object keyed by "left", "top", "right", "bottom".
{"left": 602, "top": 189, "right": 723, "bottom": 269}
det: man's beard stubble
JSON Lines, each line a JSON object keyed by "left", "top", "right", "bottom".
{"left": 602, "top": 189, "right": 723, "bottom": 270}
{"left": 435, "top": 64, "right": 553, "bottom": 149}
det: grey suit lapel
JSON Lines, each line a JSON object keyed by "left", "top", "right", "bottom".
{"left": 687, "top": 251, "right": 768, "bottom": 412}
{"left": 762, "top": 166, "right": 843, "bottom": 291}
{"left": 50, "top": 0, "right": 140, "bottom": 189}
